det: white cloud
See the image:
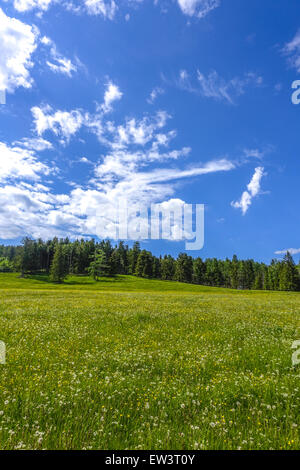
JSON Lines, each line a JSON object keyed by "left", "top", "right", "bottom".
{"left": 0, "top": 142, "right": 51, "bottom": 182}
{"left": 0, "top": 93, "right": 237, "bottom": 241}
{"left": 46, "top": 57, "right": 76, "bottom": 76}
{"left": 243, "top": 148, "right": 265, "bottom": 160}
{"left": 147, "top": 87, "right": 165, "bottom": 104}
{"left": 13, "top": 137, "right": 53, "bottom": 151}
{"left": 196, "top": 70, "right": 263, "bottom": 104}
{"left": 41, "top": 36, "right": 77, "bottom": 77}
{"left": 101, "top": 81, "right": 123, "bottom": 113}
{"left": 13, "top": 0, "right": 54, "bottom": 12}
{"left": 79, "top": 156, "right": 92, "bottom": 164}
{"left": 0, "top": 183, "right": 74, "bottom": 239}
{"left": 0, "top": 8, "right": 38, "bottom": 93}
{"left": 12, "top": 0, "right": 118, "bottom": 19}
{"left": 0, "top": 112, "right": 236, "bottom": 241}
{"left": 51, "top": 157, "right": 233, "bottom": 240}
{"left": 104, "top": 111, "right": 170, "bottom": 149}
{"left": 31, "top": 105, "right": 84, "bottom": 144}
{"left": 11, "top": 0, "right": 220, "bottom": 20}
{"left": 282, "top": 30, "right": 300, "bottom": 72}
{"left": 177, "top": 0, "right": 220, "bottom": 18}
{"left": 84, "top": 0, "right": 117, "bottom": 19}
{"left": 30, "top": 83, "right": 122, "bottom": 144}
{"left": 231, "top": 166, "right": 265, "bottom": 215}
{"left": 275, "top": 248, "right": 300, "bottom": 256}
{"left": 176, "top": 69, "right": 263, "bottom": 104}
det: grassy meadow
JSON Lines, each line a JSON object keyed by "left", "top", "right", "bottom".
{"left": 0, "top": 273, "right": 300, "bottom": 450}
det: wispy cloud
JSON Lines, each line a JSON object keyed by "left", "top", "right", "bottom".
{"left": 11, "top": 0, "right": 220, "bottom": 20}
{"left": 231, "top": 166, "right": 265, "bottom": 215}
{"left": 41, "top": 36, "right": 78, "bottom": 77}
{"left": 0, "top": 87, "right": 237, "bottom": 240}
{"left": 174, "top": 69, "right": 263, "bottom": 104}
{"left": 13, "top": 137, "right": 53, "bottom": 151}
{"left": 147, "top": 87, "right": 165, "bottom": 104}
{"left": 275, "top": 248, "right": 300, "bottom": 256}
{"left": 177, "top": 0, "right": 220, "bottom": 19}
{"left": 282, "top": 30, "right": 300, "bottom": 72}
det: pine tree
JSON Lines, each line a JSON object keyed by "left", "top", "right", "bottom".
{"left": 50, "top": 244, "right": 69, "bottom": 283}
{"left": 279, "top": 252, "right": 299, "bottom": 291}
{"left": 253, "top": 268, "right": 263, "bottom": 290}
{"left": 175, "top": 253, "right": 193, "bottom": 283}
{"left": 193, "top": 257, "right": 206, "bottom": 284}
{"left": 88, "top": 249, "right": 110, "bottom": 281}
{"left": 135, "top": 250, "right": 153, "bottom": 278}
{"left": 21, "top": 238, "right": 39, "bottom": 276}
{"left": 128, "top": 242, "right": 140, "bottom": 274}
{"left": 152, "top": 257, "right": 161, "bottom": 279}
{"left": 230, "top": 255, "right": 239, "bottom": 289}
{"left": 161, "top": 255, "right": 176, "bottom": 280}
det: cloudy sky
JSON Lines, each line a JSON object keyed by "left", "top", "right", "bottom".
{"left": 0, "top": 0, "right": 300, "bottom": 261}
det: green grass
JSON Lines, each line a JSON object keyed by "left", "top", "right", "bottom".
{"left": 0, "top": 273, "right": 300, "bottom": 450}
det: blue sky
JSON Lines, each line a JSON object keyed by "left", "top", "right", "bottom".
{"left": 1, "top": 0, "right": 300, "bottom": 262}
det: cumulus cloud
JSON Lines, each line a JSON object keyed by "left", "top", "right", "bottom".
{"left": 231, "top": 167, "right": 265, "bottom": 215}
{"left": 84, "top": 0, "right": 117, "bottom": 19}
{"left": 0, "top": 142, "right": 51, "bottom": 182}
{"left": 30, "top": 81, "right": 123, "bottom": 144}
{"left": 0, "top": 8, "right": 38, "bottom": 93}
{"left": 13, "top": 0, "right": 54, "bottom": 12}
{"left": 0, "top": 95, "right": 236, "bottom": 240}
{"left": 177, "top": 0, "right": 220, "bottom": 18}
{"left": 31, "top": 105, "right": 84, "bottom": 144}
{"left": 101, "top": 81, "right": 123, "bottom": 113}
{"left": 0, "top": 183, "right": 73, "bottom": 240}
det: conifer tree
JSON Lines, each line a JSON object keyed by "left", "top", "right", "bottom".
{"left": 161, "top": 255, "right": 176, "bottom": 280}
{"left": 230, "top": 255, "right": 239, "bottom": 289}
{"left": 88, "top": 249, "right": 110, "bottom": 281}
{"left": 279, "top": 252, "right": 299, "bottom": 291}
{"left": 175, "top": 253, "right": 193, "bottom": 283}
{"left": 50, "top": 244, "right": 69, "bottom": 283}
{"left": 193, "top": 257, "right": 206, "bottom": 284}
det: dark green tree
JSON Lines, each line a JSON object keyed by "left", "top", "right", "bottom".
{"left": 88, "top": 249, "right": 110, "bottom": 281}
{"left": 161, "top": 255, "right": 176, "bottom": 280}
{"left": 193, "top": 257, "right": 206, "bottom": 285}
{"left": 230, "top": 255, "right": 239, "bottom": 289}
{"left": 175, "top": 253, "right": 193, "bottom": 283}
{"left": 135, "top": 250, "right": 153, "bottom": 278}
{"left": 279, "top": 252, "right": 299, "bottom": 291}
{"left": 50, "top": 244, "right": 69, "bottom": 283}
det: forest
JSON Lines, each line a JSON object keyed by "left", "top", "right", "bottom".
{"left": 0, "top": 237, "right": 299, "bottom": 291}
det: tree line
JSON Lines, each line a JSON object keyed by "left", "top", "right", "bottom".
{"left": 0, "top": 237, "right": 299, "bottom": 291}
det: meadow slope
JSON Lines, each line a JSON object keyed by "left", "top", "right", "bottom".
{"left": 0, "top": 274, "right": 300, "bottom": 450}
